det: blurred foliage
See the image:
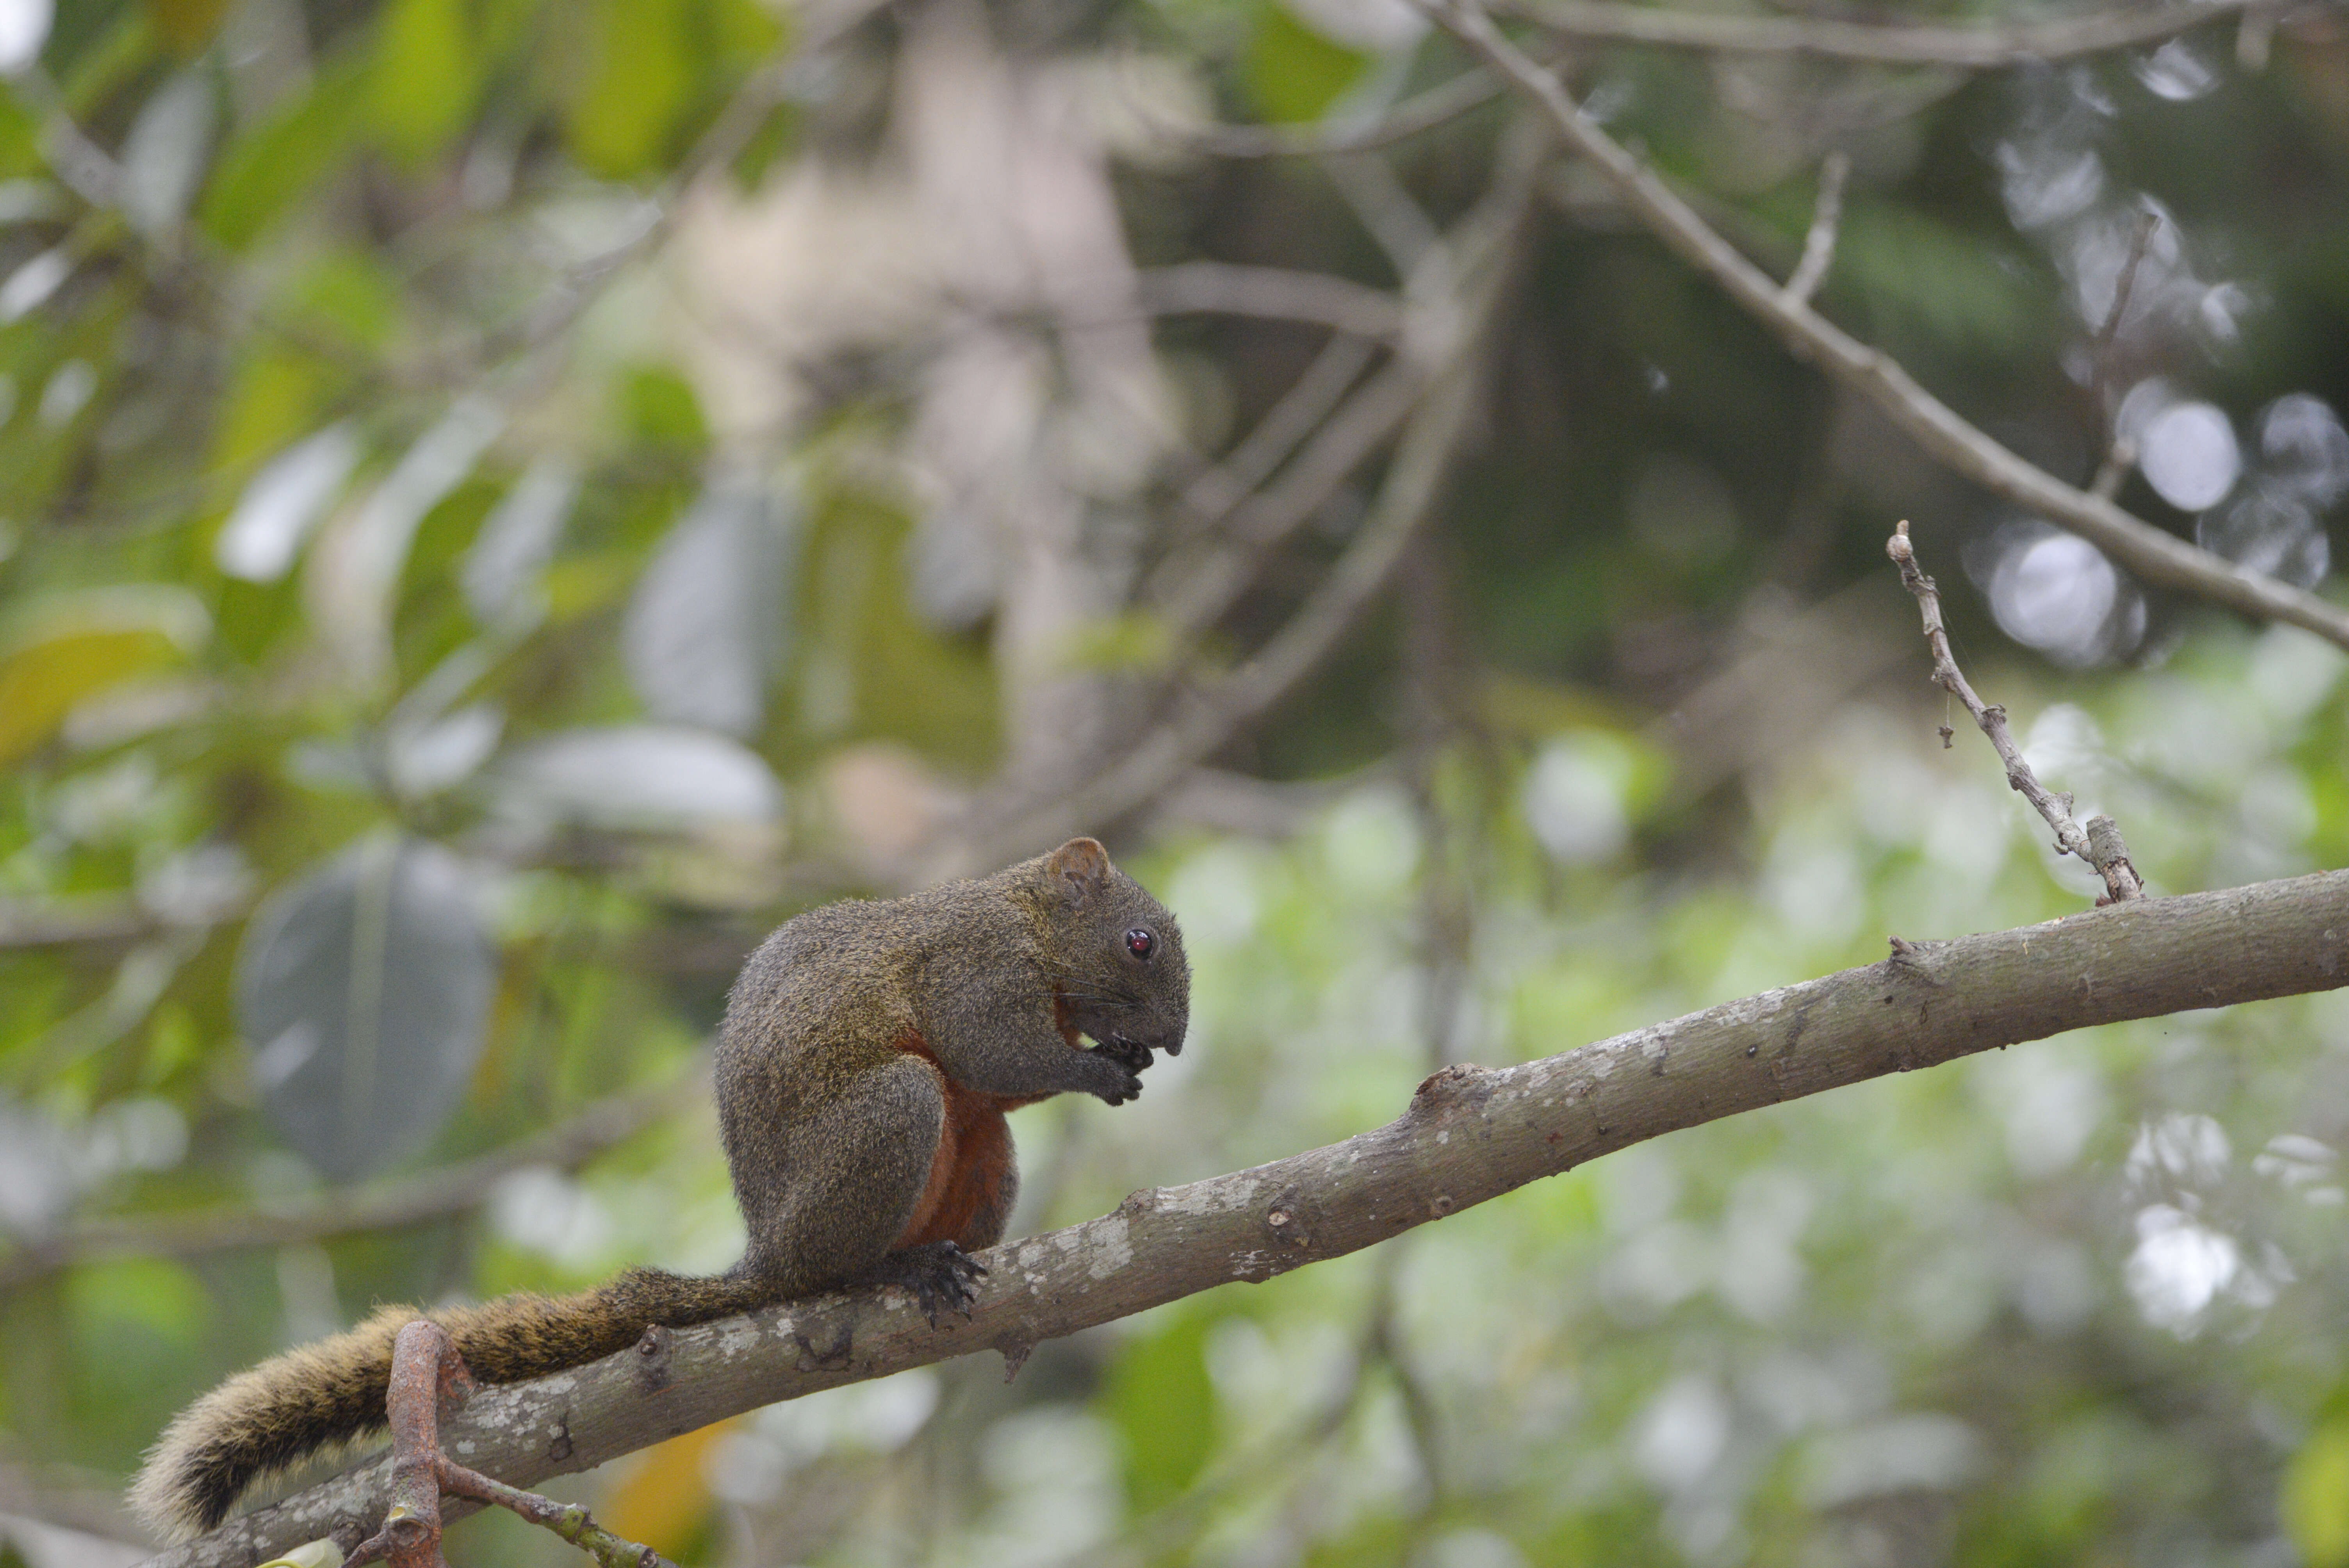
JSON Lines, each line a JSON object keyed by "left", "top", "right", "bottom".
{"left": 2, "top": 0, "right": 2349, "bottom": 1566}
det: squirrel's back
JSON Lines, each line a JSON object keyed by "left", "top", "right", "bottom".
{"left": 720, "top": 871, "right": 1046, "bottom": 1061}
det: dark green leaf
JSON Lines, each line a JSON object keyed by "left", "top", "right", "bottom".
{"left": 236, "top": 836, "right": 496, "bottom": 1181}
{"left": 198, "top": 53, "right": 368, "bottom": 251}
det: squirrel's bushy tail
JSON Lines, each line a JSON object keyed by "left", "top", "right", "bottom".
{"left": 130, "top": 1267, "right": 777, "bottom": 1542}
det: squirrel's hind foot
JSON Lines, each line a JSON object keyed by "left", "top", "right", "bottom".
{"left": 877, "top": 1242, "right": 988, "bottom": 1326}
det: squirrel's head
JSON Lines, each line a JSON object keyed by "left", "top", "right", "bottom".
{"left": 1035, "top": 836, "right": 1191, "bottom": 1057}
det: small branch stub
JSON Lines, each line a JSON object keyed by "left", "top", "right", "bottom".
{"left": 1886, "top": 521, "right": 2145, "bottom": 904}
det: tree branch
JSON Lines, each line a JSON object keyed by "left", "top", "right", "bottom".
{"left": 1126, "top": 264, "right": 1406, "bottom": 340}
{"left": 1501, "top": 0, "right": 2259, "bottom": 67}
{"left": 344, "top": 1322, "right": 672, "bottom": 1568}
{"left": 1185, "top": 69, "right": 1511, "bottom": 159}
{"left": 1149, "top": 353, "right": 1425, "bottom": 635}
{"left": 1173, "top": 335, "right": 1382, "bottom": 530}
{"left": 1181, "top": 1, "right": 2253, "bottom": 159}
{"left": 0, "top": 898, "right": 185, "bottom": 950}
{"left": 1146, "top": 121, "right": 1550, "bottom": 638}
{"left": 147, "top": 867, "right": 2349, "bottom": 1568}
{"left": 1422, "top": 0, "right": 2349, "bottom": 654}
{"left": 0, "top": 1063, "right": 709, "bottom": 1295}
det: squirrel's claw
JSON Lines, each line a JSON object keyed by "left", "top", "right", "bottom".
{"left": 888, "top": 1241, "right": 988, "bottom": 1327}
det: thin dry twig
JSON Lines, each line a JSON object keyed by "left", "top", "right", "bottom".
{"left": 1146, "top": 120, "right": 1545, "bottom": 638}
{"left": 344, "top": 1321, "right": 672, "bottom": 1568}
{"left": 1886, "top": 521, "right": 2144, "bottom": 904}
{"left": 1150, "top": 353, "right": 1425, "bottom": 630}
{"left": 1175, "top": 335, "right": 1381, "bottom": 529}
{"left": 2088, "top": 436, "right": 2139, "bottom": 502}
{"left": 1420, "top": 0, "right": 2349, "bottom": 654}
{"left": 1324, "top": 153, "right": 1444, "bottom": 279}
{"left": 2087, "top": 207, "right": 2160, "bottom": 492}
{"left": 2090, "top": 211, "right": 2160, "bottom": 386}
{"left": 1782, "top": 151, "right": 1849, "bottom": 307}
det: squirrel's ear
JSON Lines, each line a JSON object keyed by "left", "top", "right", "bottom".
{"left": 1043, "top": 837, "right": 1112, "bottom": 905}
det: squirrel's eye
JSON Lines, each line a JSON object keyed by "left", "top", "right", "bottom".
{"left": 1125, "top": 928, "right": 1154, "bottom": 959}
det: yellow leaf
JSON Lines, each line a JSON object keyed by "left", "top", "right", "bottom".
{"left": 597, "top": 1418, "right": 735, "bottom": 1550}
{"left": 0, "top": 588, "right": 210, "bottom": 767}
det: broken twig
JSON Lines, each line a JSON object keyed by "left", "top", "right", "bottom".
{"left": 1885, "top": 521, "right": 2144, "bottom": 904}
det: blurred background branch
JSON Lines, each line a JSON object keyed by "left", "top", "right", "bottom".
{"left": 1501, "top": 0, "right": 2268, "bottom": 66}
{"left": 0, "top": 1059, "right": 709, "bottom": 1294}
{"left": 1429, "top": 0, "right": 2349, "bottom": 652}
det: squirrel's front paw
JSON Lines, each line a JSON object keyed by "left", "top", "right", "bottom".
{"left": 1073, "top": 1049, "right": 1144, "bottom": 1106}
{"left": 1093, "top": 1037, "right": 1154, "bottom": 1076}
{"left": 880, "top": 1242, "right": 987, "bottom": 1327}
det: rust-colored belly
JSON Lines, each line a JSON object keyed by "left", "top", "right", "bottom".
{"left": 889, "top": 1028, "right": 1049, "bottom": 1249}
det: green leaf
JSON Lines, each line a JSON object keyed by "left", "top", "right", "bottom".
{"left": 199, "top": 53, "right": 369, "bottom": 250}
{"left": 705, "top": 0, "right": 785, "bottom": 68}
{"left": 1061, "top": 610, "right": 1177, "bottom": 675}
{"left": 291, "top": 249, "right": 403, "bottom": 351}
{"left": 369, "top": 0, "right": 481, "bottom": 166}
{"left": 621, "top": 365, "right": 709, "bottom": 451}
{"left": 2286, "top": 1422, "right": 2349, "bottom": 1568}
{"left": 208, "top": 350, "right": 339, "bottom": 482}
{"left": 568, "top": 0, "right": 693, "bottom": 179}
{"left": 0, "top": 89, "right": 41, "bottom": 179}
{"left": 1838, "top": 203, "right": 2038, "bottom": 356}
{"left": 65, "top": 1256, "right": 210, "bottom": 1345}
{"left": 1245, "top": 2, "right": 1372, "bottom": 125}
{"left": 1103, "top": 1308, "right": 1219, "bottom": 1513}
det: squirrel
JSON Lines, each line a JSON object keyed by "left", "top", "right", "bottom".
{"left": 130, "top": 836, "right": 1189, "bottom": 1541}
